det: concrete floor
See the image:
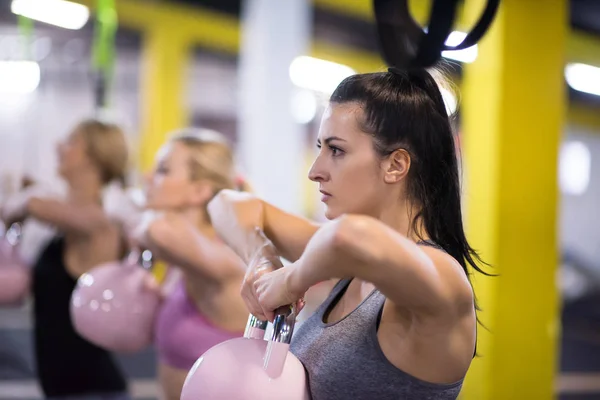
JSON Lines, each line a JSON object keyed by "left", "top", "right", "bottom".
{"left": 0, "top": 305, "right": 160, "bottom": 400}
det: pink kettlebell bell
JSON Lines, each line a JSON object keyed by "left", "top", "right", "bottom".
{"left": 70, "top": 250, "right": 160, "bottom": 353}
{"left": 0, "top": 223, "right": 30, "bottom": 306}
{"left": 181, "top": 306, "right": 310, "bottom": 400}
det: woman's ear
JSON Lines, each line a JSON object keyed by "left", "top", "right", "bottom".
{"left": 382, "top": 148, "right": 411, "bottom": 184}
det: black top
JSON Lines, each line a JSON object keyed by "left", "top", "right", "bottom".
{"left": 32, "top": 236, "right": 127, "bottom": 397}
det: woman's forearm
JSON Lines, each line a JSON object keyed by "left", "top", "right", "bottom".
{"left": 287, "top": 219, "right": 351, "bottom": 294}
{"left": 1, "top": 183, "right": 65, "bottom": 226}
{"left": 208, "top": 189, "right": 321, "bottom": 264}
{"left": 145, "top": 214, "right": 245, "bottom": 280}
{"left": 287, "top": 215, "right": 463, "bottom": 316}
{"left": 288, "top": 215, "right": 415, "bottom": 296}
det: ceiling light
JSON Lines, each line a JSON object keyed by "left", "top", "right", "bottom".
{"left": 11, "top": 0, "right": 89, "bottom": 30}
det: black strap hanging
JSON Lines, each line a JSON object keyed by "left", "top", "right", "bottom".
{"left": 373, "top": 0, "right": 501, "bottom": 69}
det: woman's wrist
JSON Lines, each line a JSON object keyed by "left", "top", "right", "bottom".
{"left": 286, "top": 259, "right": 312, "bottom": 298}
{"left": 245, "top": 227, "right": 276, "bottom": 265}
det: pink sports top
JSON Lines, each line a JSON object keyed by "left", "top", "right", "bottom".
{"left": 154, "top": 279, "right": 244, "bottom": 370}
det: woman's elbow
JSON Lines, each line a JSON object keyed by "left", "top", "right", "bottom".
{"left": 208, "top": 188, "right": 232, "bottom": 206}
{"left": 207, "top": 189, "right": 237, "bottom": 222}
{"left": 208, "top": 190, "right": 262, "bottom": 229}
{"left": 208, "top": 189, "right": 249, "bottom": 211}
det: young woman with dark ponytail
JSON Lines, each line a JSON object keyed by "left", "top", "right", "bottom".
{"left": 208, "top": 68, "right": 483, "bottom": 400}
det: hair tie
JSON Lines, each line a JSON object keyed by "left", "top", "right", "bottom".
{"left": 387, "top": 66, "right": 403, "bottom": 76}
{"left": 388, "top": 66, "right": 428, "bottom": 78}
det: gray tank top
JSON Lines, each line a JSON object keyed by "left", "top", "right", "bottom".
{"left": 290, "top": 278, "right": 464, "bottom": 400}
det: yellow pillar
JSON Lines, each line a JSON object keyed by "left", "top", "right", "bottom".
{"left": 461, "top": 1, "right": 566, "bottom": 399}
{"left": 139, "top": 27, "right": 190, "bottom": 171}
{"left": 139, "top": 28, "right": 189, "bottom": 282}
{"left": 302, "top": 148, "right": 317, "bottom": 218}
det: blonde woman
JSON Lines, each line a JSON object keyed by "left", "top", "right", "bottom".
{"left": 1, "top": 120, "right": 131, "bottom": 400}
{"left": 133, "top": 129, "right": 249, "bottom": 400}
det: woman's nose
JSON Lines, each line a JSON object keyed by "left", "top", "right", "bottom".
{"left": 308, "top": 156, "right": 327, "bottom": 182}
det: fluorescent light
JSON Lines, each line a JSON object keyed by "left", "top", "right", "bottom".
{"left": 442, "top": 31, "right": 478, "bottom": 63}
{"left": 290, "top": 56, "right": 356, "bottom": 94}
{"left": 565, "top": 63, "right": 600, "bottom": 96}
{"left": 291, "top": 90, "right": 318, "bottom": 124}
{"left": 440, "top": 88, "right": 457, "bottom": 115}
{"left": 0, "top": 61, "right": 40, "bottom": 94}
{"left": 559, "top": 141, "right": 591, "bottom": 196}
{"left": 11, "top": 0, "right": 89, "bottom": 30}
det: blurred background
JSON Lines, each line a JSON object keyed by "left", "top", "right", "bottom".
{"left": 0, "top": 0, "right": 599, "bottom": 399}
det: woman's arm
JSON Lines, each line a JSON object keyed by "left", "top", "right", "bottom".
{"left": 207, "top": 190, "right": 322, "bottom": 320}
{"left": 1, "top": 182, "right": 109, "bottom": 235}
{"left": 137, "top": 212, "right": 245, "bottom": 281}
{"left": 207, "top": 190, "right": 320, "bottom": 263}
{"left": 28, "top": 198, "right": 113, "bottom": 235}
{"left": 2, "top": 189, "right": 110, "bottom": 235}
{"left": 258, "top": 214, "right": 474, "bottom": 320}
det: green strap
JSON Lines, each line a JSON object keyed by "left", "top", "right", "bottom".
{"left": 91, "top": 0, "right": 118, "bottom": 108}
{"left": 17, "top": 14, "right": 34, "bottom": 61}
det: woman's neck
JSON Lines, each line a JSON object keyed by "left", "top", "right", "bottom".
{"left": 180, "top": 206, "right": 216, "bottom": 238}
{"left": 66, "top": 171, "right": 103, "bottom": 205}
{"left": 378, "top": 197, "right": 428, "bottom": 243}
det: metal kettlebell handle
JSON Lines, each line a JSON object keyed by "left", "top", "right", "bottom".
{"left": 271, "top": 305, "right": 296, "bottom": 345}
{"left": 246, "top": 314, "right": 268, "bottom": 331}
{"left": 244, "top": 304, "right": 297, "bottom": 343}
{"left": 138, "top": 249, "right": 154, "bottom": 270}
{"left": 244, "top": 314, "right": 268, "bottom": 339}
{"left": 5, "top": 223, "right": 22, "bottom": 247}
{"left": 125, "top": 248, "right": 154, "bottom": 270}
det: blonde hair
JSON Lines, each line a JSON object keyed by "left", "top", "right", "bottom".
{"left": 75, "top": 119, "right": 129, "bottom": 185}
{"left": 169, "top": 128, "right": 250, "bottom": 193}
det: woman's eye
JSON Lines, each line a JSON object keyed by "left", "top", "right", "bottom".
{"left": 316, "top": 142, "right": 343, "bottom": 156}
{"left": 329, "top": 146, "right": 343, "bottom": 156}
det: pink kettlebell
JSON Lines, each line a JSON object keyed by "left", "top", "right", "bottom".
{"left": 70, "top": 250, "right": 160, "bottom": 353}
{"left": 0, "top": 223, "right": 30, "bottom": 306}
{"left": 181, "top": 306, "right": 310, "bottom": 400}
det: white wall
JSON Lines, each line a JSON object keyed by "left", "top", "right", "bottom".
{"left": 560, "top": 126, "right": 600, "bottom": 269}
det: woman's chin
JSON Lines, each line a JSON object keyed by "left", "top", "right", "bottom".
{"left": 323, "top": 206, "right": 341, "bottom": 220}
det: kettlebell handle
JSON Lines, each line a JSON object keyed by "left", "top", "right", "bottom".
{"left": 271, "top": 305, "right": 296, "bottom": 345}
{"left": 125, "top": 248, "right": 154, "bottom": 270}
{"left": 244, "top": 314, "right": 268, "bottom": 339}
{"left": 5, "top": 223, "right": 22, "bottom": 248}
{"left": 244, "top": 305, "right": 297, "bottom": 344}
